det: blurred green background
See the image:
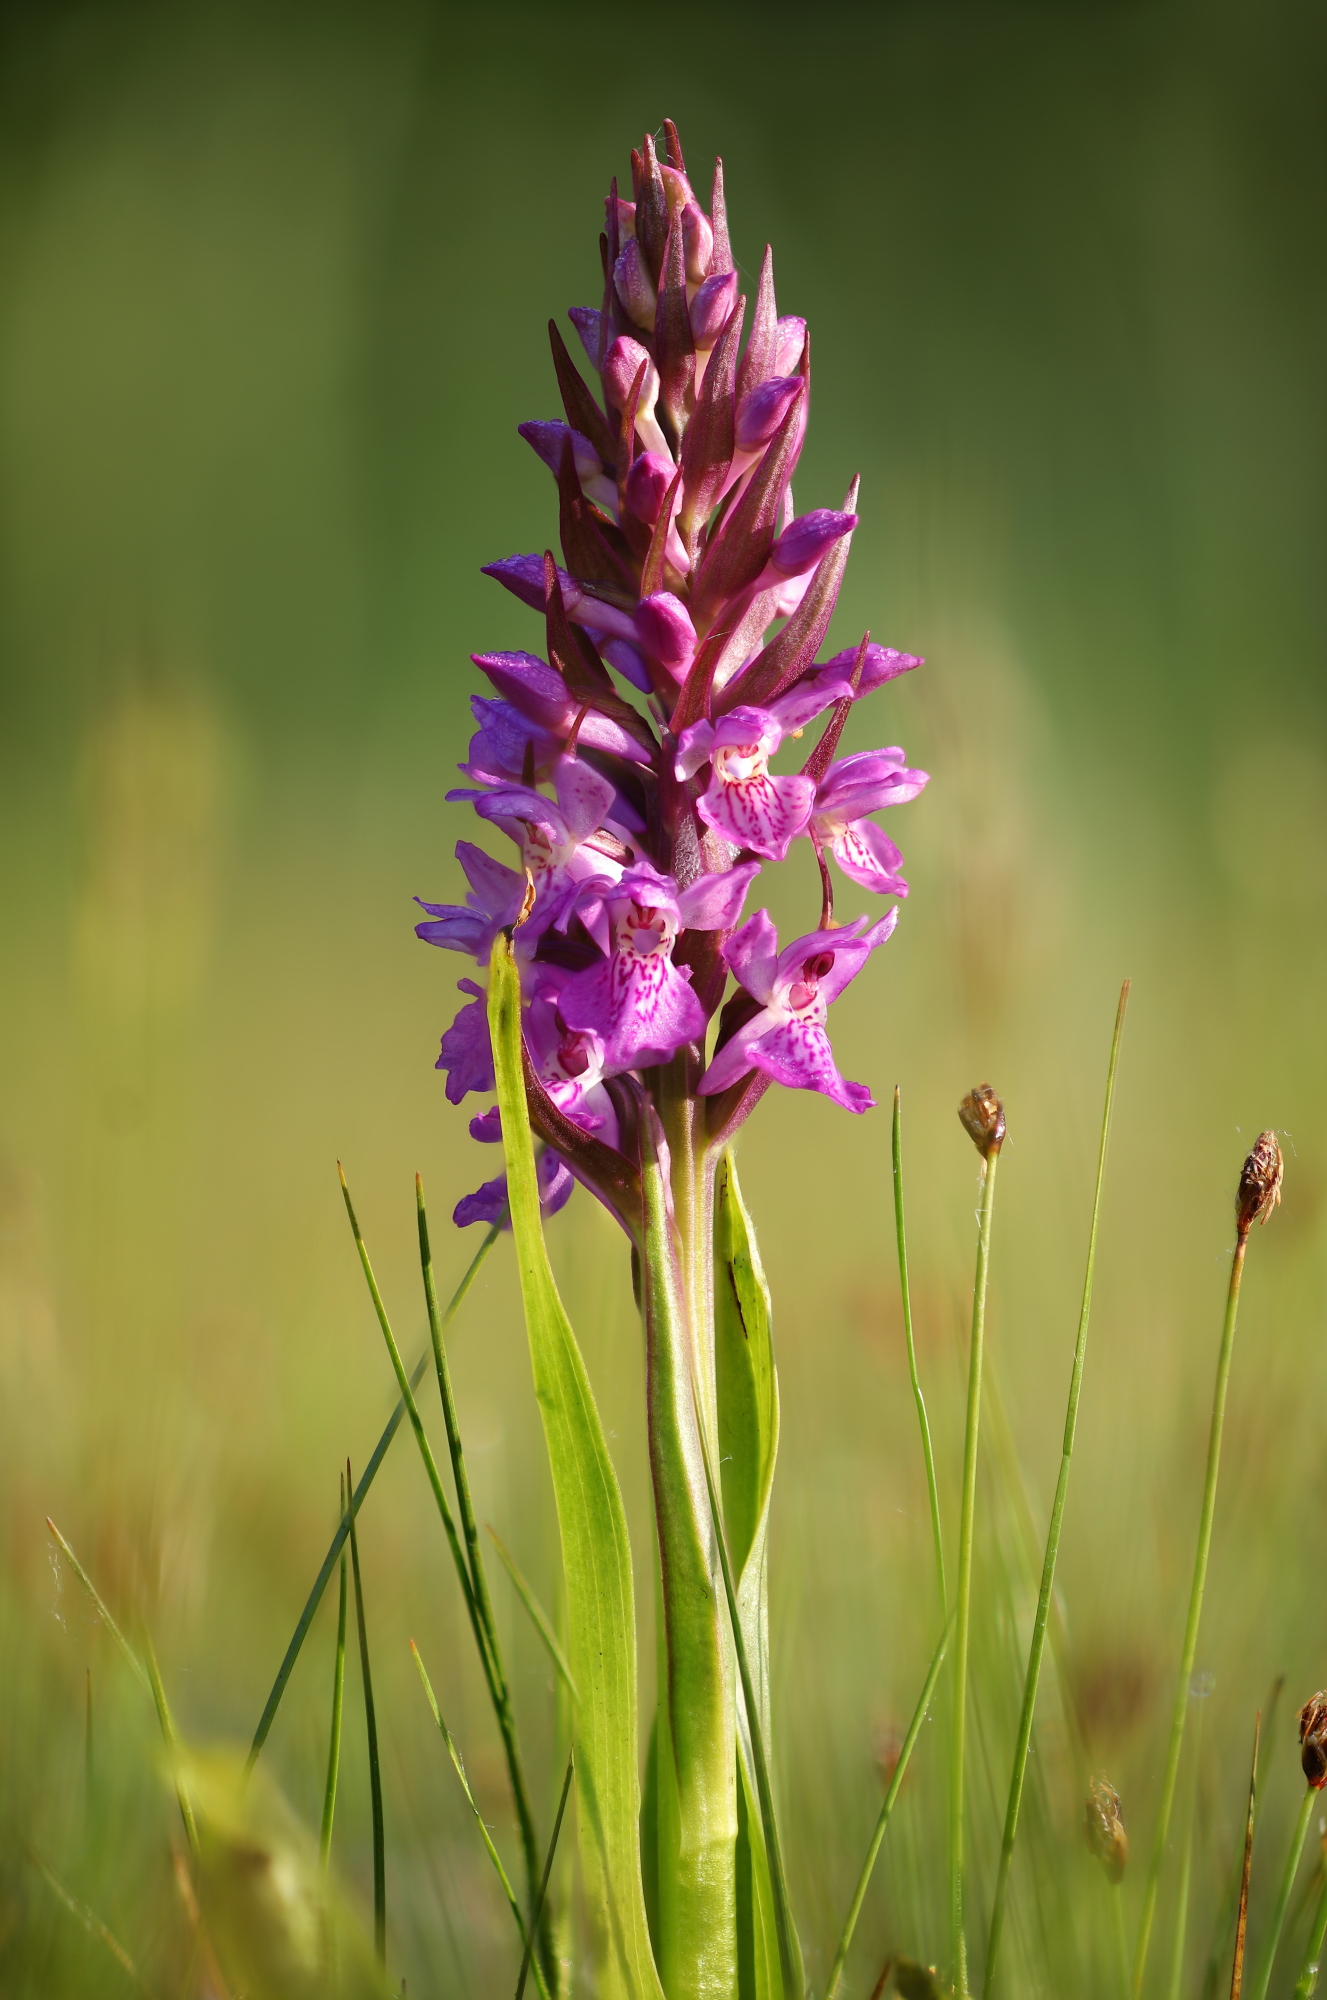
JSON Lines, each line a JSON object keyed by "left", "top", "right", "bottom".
{"left": 2, "top": 1, "right": 1325, "bottom": 1993}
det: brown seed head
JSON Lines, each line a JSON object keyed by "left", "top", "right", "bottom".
{"left": 958, "top": 1083, "right": 1005, "bottom": 1160}
{"left": 1236, "top": 1131, "right": 1283, "bottom": 1237}
{"left": 1299, "top": 1692, "right": 1327, "bottom": 1789}
{"left": 892, "top": 1962, "right": 941, "bottom": 2000}
{"left": 1084, "top": 1776, "right": 1129, "bottom": 1883}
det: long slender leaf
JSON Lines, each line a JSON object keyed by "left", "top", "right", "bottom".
{"left": 347, "top": 1466, "right": 385, "bottom": 1968}
{"left": 488, "top": 930, "right": 664, "bottom": 2000}
{"left": 144, "top": 1630, "right": 199, "bottom": 1859}
{"left": 246, "top": 1218, "right": 502, "bottom": 1770}
{"left": 516, "top": 1756, "right": 577, "bottom": 2000}
{"left": 411, "top": 1642, "right": 553, "bottom": 2000}
{"left": 826, "top": 1615, "right": 954, "bottom": 2000}
{"left": 47, "top": 1519, "right": 149, "bottom": 1693}
{"left": 29, "top": 1849, "right": 156, "bottom": 1998}
{"left": 487, "top": 1523, "right": 579, "bottom": 1702}
{"left": 319, "top": 1480, "right": 349, "bottom": 1872}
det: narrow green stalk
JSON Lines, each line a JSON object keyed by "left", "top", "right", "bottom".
{"left": 247, "top": 1216, "right": 502, "bottom": 1769}
{"left": 893, "top": 1086, "right": 946, "bottom": 1615}
{"left": 1133, "top": 1227, "right": 1253, "bottom": 1995}
{"left": 319, "top": 1483, "right": 349, "bottom": 1873}
{"left": 1249, "top": 1788, "right": 1317, "bottom": 2000}
{"left": 984, "top": 982, "right": 1129, "bottom": 1994}
{"left": 347, "top": 1469, "right": 385, "bottom": 1968}
{"left": 487, "top": 1523, "right": 579, "bottom": 1702}
{"left": 1230, "top": 1712, "right": 1262, "bottom": 2000}
{"left": 46, "top": 1519, "right": 149, "bottom": 1694}
{"left": 1113, "top": 1888, "right": 1132, "bottom": 2000}
{"left": 410, "top": 1642, "right": 553, "bottom": 2000}
{"left": 143, "top": 1631, "right": 198, "bottom": 1859}
{"left": 826, "top": 1613, "right": 954, "bottom": 2000}
{"left": 340, "top": 1169, "right": 547, "bottom": 1973}
{"left": 1293, "top": 1849, "right": 1327, "bottom": 1999}
{"left": 1166, "top": 1691, "right": 1208, "bottom": 2000}
{"left": 29, "top": 1849, "right": 155, "bottom": 1998}
{"left": 951, "top": 1143, "right": 1001, "bottom": 1997}
{"left": 85, "top": 1668, "right": 94, "bottom": 1807}
{"left": 694, "top": 1374, "right": 803, "bottom": 2000}
{"left": 515, "top": 1756, "right": 576, "bottom": 2000}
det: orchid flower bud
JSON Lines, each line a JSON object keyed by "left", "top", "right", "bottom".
{"left": 604, "top": 337, "right": 671, "bottom": 458}
{"left": 625, "top": 450, "right": 677, "bottom": 526}
{"left": 614, "top": 238, "right": 658, "bottom": 330}
{"left": 682, "top": 201, "right": 714, "bottom": 283}
{"left": 734, "top": 374, "right": 803, "bottom": 454}
{"left": 567, "top": 306, "right": 604, "bottom": 369}
{"left": 769, "top": 508, "right": 859, "bottom": 578}
{"left": 659, "top": 162, "right": 693, "bottom": 216}
{"left": 609, "top": 194, "right": 636, "bottom": 239}
{"left": 635, "top": 591, "right": 697, "bottom": 680}
{"left": 773, "top": 315, "right": 808, "bottom": 376}
{"left": 689, "top": 270, "right": 737, "bottom": 351}
{"left": 601, "top": 637, "right": 655, "bottom": 694}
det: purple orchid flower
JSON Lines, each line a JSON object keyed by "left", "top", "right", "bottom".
{"left": 811, "top": 749, "right": 930, "bottom": 895}
{"left": 698, "top": 907, "right": 899, "bottom": 1113}
{"left": 471, "top": 650, "right": 650, "bottom": 765}
{"left": 448, "top": 758, "right": 629, "bottom": 934}
{"left": 674, "top": 678, "right": 852, "bottom": 860}
{"left": 415, "top": 842, "right": 527, "bottom": 962}
{"left": 455, "top": 1147, "right": 575, "bottom": 1229}
{"left": 558, "top": 860, "right": 759, "bottom": 1073}
{"left": 435, "top": 978, "right": 495, "bottom": 1103}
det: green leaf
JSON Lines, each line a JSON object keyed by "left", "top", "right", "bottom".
{"left": 488, "top": 932, "right": 664, "bottom": 2000}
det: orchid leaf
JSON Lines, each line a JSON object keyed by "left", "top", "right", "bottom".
{"left": 488, "top": 930, "right": 664, "bottom": 2000}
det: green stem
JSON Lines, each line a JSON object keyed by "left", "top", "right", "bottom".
{"left": 950, "top": 1146, "right": 1000, "bottom": 1997}
{"left": 893, "top": 1087, "right": 946, "bottom": 1615}
{"left": 319, "top": 1492, "right": 348, "bottom": 1872}
{"left": 826, "top": 1613, "right": 954, "bottom": 2000}
{"left": 1113, "top": 1886, "right": 1132, "bottom": 2000}
{"left": 641, "top": 1100, "right": 737, "bottom": 2000}
{"left": 1249, "top": 1788, "right": 1317, "bottom": 2000}
{"left": 984, "top": 982, "right": 1129, "bottom": 1994}
{"left": 1133, "top": 1226, "right": 1251, "bottom": 1996}
{"left": 1165, "top": 1692, "right": 1206, "bottom": 2000}
{"left": 347, "top": 1475, "right": 385, "bottom": 1967}
{"left": 1293, "top": 1850, "right": 1327, "bottom": 1999}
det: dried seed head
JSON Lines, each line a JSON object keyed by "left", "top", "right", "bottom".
{"left": 958, "top": 1083, "right": 1006, "bottom": 1160}
{"left": 1236, "top": 1130, "right": 1283, "bottom": 1237}
{"left": 1084, "top": 1776, "right": 1129, "bottom": 1883}
{"left": 1299, "top": 1692, "right": 1327, "bottom": 1789}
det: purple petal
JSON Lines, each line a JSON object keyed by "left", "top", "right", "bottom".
{"left": 559, "top": 952, "right": 706, "bottom": 1072}
{"left": 675, "top": 719, "right": 716, "bottom": 781}
{"left": 454, "top": 1174, "right": 510, "bottom": 1229}
{"left": 743, "top": 1016, "right": 875, "bottom": 1113}
{"left": 815, "top": 751, "right": 929, "bottom": 817}
{"left": 538, "top": 1149, "right": 576, "bottom": 1215}
{"left": 635, "top": 592, "right": 697, "bottom": 678}
{"left": 697, "top": 769, "right": 815, "bottom": 860}
{"left": 681, "top": 200, "right": 713, "bottom": 283}
{"left": 814, "top": 643, "right": 924, "bottom": 696}
{"left": 437, "top": 985, "right": 495, "bottom": 1103}
{"left": 567, "top": 306, "right": 604, "bottom": 367}
{"left": 769, "top": 509, "right": 858, "bottom": 579}
{"left": 519, "top": 421, "right": 601, "bottom": 485}
{"left": 734, "top": 374, "right": 802, "bottom": 454}
{"left": 675, "top": 860, "right": 761, "bottom": 932}
{"left": 614, "top": 237, "right": 658, "bottom": 329}
{"left": 825, "top": 819, "right": 909, "bottom": 896}
{"left": 773, "top": 316, "right": 807, "bottom": 376}
{"left": 554, "top": 758, "right": 619, "bottom": 840}
{"left": 690, "top": 269, "right": 738, "bottom": 349}
{"left": 722, "top": 909, "right": 781, "bottom": 1004}
{"left": 469, "top": 1104, "right": 502, "bottom": 1142}
{"left": 625, "top": 451, "right": 676, "bottom": 526}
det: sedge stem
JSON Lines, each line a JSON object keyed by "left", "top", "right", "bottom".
{"left": 951, "top": 1144, "right": 1001, "bottom": 1997}
{"left": 894, "top": 1086, "right": 946, "bottom": 1615}
{"left": 1248, "top": 1787, "right": 1317, "bottom": 2000}
{"left": 1133, "top": 1226, "right": 1251, "bottom": 1995}
{"left": 1293, "top": 1845, "right": 1327, "bottom": 2000}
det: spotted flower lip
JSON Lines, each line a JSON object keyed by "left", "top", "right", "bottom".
{"left": 675, "top": 680, "right": 853, "bottom": 861}
{"left": 698, "top": 907, "right": 899, "bottom": 1112}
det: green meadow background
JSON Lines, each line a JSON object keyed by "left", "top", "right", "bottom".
{"left": 2, "top": 2, "right": 1325, "bottom": 1992}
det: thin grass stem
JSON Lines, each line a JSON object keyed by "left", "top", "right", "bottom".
{"left": 1229, "top": 1712, "right": 1262, "bottom": 2000}
{"left": 514, "top": 1755, "right": 575, "bottom": 2000}
{"left": 246, "top": 1217, "right": 502, "bottom": 1770}
{"left": 347, "top": 1463, "right": 385, "bottom": 1968}
{"left": 1133, "top": 1224, "right": 1255, "bottom": 1995}
{"left": 893, "top": 1086, "right": 946, "bottom": 1615}
{"left": 1166, "top": 1688, "right": 1208, "bottom": 2000}
{"left": 1248, "top": 1787, "right": 1317, "bottom": 2000}
{"left": 1293, "top": 1847, "right": 1327, "bottom": 1999}
{"left": 1112, "top": 1887, "right": 1132, "bottom": 2000}
{"left": 984, "top": 982, "right": 1129, "bottom": 1994}
{"left": 409, "top": 1641, "right": 554, "bottom": 2000}
{"left": 1203, "top": 1677, "right": 1286, "bottom": 2000}
{"left": 319, "top": 1479, "right": 349, "bottom": 1873}
{"left": 143, "top": 1631, "right": 199, "bottom": 1860}
{"left": 486, "top": 1522, "right": 579, "bottom": 1702}
{"left": 46, "top": 1520, "right": 150, "bottom": 1694}
{"left": 826, "top": 1612, "right": 954, "bottom": 2000}
{"left": 29, "top": 1848, "right": 156, "bottom": 1998}
{"left": 951, "top": 1143, "right": 1001, "bottom": 1997}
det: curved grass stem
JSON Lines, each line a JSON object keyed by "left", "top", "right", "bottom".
{"left": 1248, "top": 1787, "right": 1317, "bottom": 2000}
{"left": 893, "top": 1086, "right": 946, "bottom": 1616}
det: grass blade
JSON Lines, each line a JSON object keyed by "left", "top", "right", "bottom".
{"left": 1203, "top": 1676, "right": 1287, "bottom": 2000}
{"left": 246, "top": 1218, "right": 502, "bottom": 1770}
{"left": 47, "top": 1519, "right": 150, "bottom": 1694}
{"left": 1230, "top": 1712, "right": 1262, "bottom": 2000}
{"left": 893, "top": 1086, "right": 946, "bottom": 1616}
{"left": 693, "top": 1364, "right": 803, "bottom": 2000}
{"left": 319, "top": 1478, "right": 350, "bottom": 1872}
{"left": 1249, "top": 1785, "right": 1316, "bottom": 2000}
{"left": 144, "top": 1630, "right": 199, "bottom": 1859}
{"left": 488, "top": 930, "right": 663, "bottom": 2000}
{"left": 487, "top": 1523, "right": 579, "bottom": 1702}
{"left": 29, "top": 1848, "right": 156, "bottom": 1997}
{"left": 984, "top": 981, "right": 1130, "bottom": 1993}
{"left": 410, "top": 1641, "right": 553, "bottom": 2000}
{"left": 951, "top": 1121, "right": 1003, "bottom": 1998}
{"left": 826, "top": 1613, "right": 954, "bottom": 2000}
{"left": 515, "top": 1755, "right": 576, "bottom": 2000}
{"left": 1166, "top": 1684, "right": 1209, "bottom": 2000}
{"left": 347, "top": 1461, "right": 385, "bottom": 1968}
{"left": 1293, "top": 1846, "right": 1327, "bottom": 1999}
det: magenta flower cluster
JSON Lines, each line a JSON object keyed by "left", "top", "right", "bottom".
{"left": 417, "top": 122, "right": 928, "bottom": 1232}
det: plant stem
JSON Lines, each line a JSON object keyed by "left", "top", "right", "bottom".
{"left": 1166, "top": 1690, "right": 1207, "bottom": 2000}
{"left": 951, "top": 1146, "right": 1001, "bottom": 1997}
{"left": 319, "top": 1486, "right": 349, "bottom": 1873}
{"left": 347, "top": 1469, "right": 385, "bottom": 1968}
{"left": 984, "top": 982, "right": 1129, "bottom": 1994}
{"left": 1113, "top": 1887, "right": 1132, "bottom": 2000}
{"left": 1293, "top": 1847, "right": 1327, "bottom": 1999}
{"left": 1133, "top": 1226, "right": 1252, "bottom": 1995}
{"left": 893, "top": 1086, "right": 946, "bottom": 1615}
{"left": 1249, "top": 1788, "right": 1317, "bottom": 2000}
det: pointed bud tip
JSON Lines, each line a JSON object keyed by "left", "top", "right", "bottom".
{"left": 1236, "top": 1130, "right": 1282, "bottom": 1236}
{"left": 958, "top": 1083, "right": 1005, "bottom": 1159}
